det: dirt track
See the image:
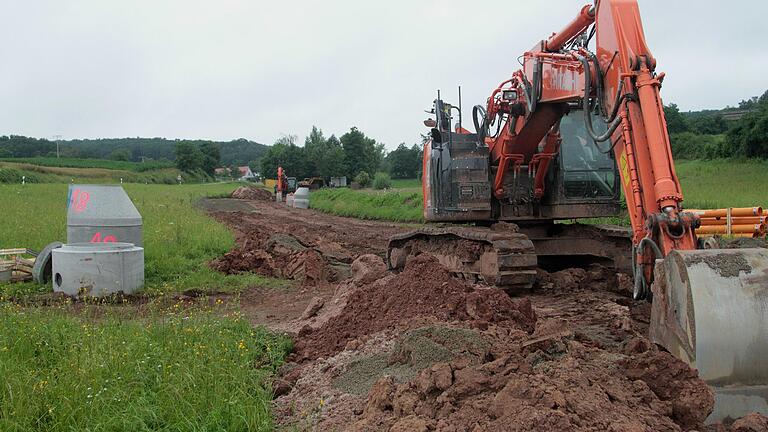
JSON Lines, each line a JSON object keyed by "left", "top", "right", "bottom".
{"left": 202, "top": 191, "right": 766, "bottom": 432}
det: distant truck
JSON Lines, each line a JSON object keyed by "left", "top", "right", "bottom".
{"left": 329, "top": 176, "right": 347, "bottom": 188}
{"left": 298, "top": 177, "right": 325, "bottom": 190}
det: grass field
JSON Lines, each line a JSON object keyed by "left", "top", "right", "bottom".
{"left": 0, "top": 183, "right": 286, "bottom": 298}
{"left": 675, "top": 159, "right": 768, "bottom": 209}
{"left": 310, "top": 187, "right": 423, "bottom": 222}
{"left": 0, "top": 157, "right": 173, "bottom": 172}
{"left": 0, "top": 303, "right": 291, "bottom": 431}
{"left": 309, "top": 160, "right": 768, "bottom": 223}
{"left": 0, "top": 181, "right": 293, "bottom": 431}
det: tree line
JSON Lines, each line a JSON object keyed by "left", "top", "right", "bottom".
{"left": 665, "top": 89, "right": 768, "bottom": 159}
{"left": 259, "top": 126, "right": 423, "bottom": 181}
{"left": 0, "top": 137, "right": 268, "bottom": 168}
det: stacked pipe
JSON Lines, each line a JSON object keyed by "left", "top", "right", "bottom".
{"left": 689, "top": 207, "right": 766, "bottom": 238}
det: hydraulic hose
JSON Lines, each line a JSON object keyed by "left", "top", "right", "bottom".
{"left": 473, "top": 105, "right": 487, "bottom": 142}
{"left": 576, "top": 54, "right": 622, "bottom": 143}
{"left": 632, "top": 237, "right": 663, "bottom": 300}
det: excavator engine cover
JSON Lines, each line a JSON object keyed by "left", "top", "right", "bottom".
{"left": 424, "top": 132, "right": 492, "bottom": 222}
{"left": 650, "top": 248, "right": 768, "bottom": 421}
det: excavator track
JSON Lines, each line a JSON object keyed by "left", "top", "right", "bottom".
{"left": 387, "top": 226, "right": 537, "bottom": 293}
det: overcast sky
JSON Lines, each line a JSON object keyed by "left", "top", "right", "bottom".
{"left": 1, "top": 0, "right": 766, "bottom": 150}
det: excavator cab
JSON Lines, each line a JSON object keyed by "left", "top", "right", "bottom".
{"left": 557, "top": 113, "right": 618, "bottom": 201}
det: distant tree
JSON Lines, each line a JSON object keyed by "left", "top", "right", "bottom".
{"left": 199, "top": 142, "right": 221, "bottom": 176}
{"left": 109, "top": 148, "right": 131, "bottom": 161}
{"left": 174, "top": 141, "right": 203, "bottom": 172}
{"left": 373, "top": 142, "right": 386, "bottom": 173}
{"left": 738, "top": 97, "right": 760, "bottom": 110}
{"left": 386, "top": 143, "right": 422, "bottom": 178}
{"left": 670, "top": 132, "right": 729, "bottom": 159}
{"left": 315, "top": 135, "right": 347, "bottom": 178}
{"left": 0, "top": 135, "right": 56, "bottom": 157}
{"left": 341, "top": 127, "right": 380, "bottom": 178}
{"left": 303, "top": 126, "right": 326, "bottom": 176}
{"left": 260, "top": 135, "right": 310, "bottom": 180}
{"left": 727, "top": 98, "right": 768, "bottom": 158}
{"left": 689, "top": 114, "right": 728, "bottom": 135}
{"left": 759, "top": 89, "right": 768, "bottom": 105}
{"left": 663, "top": 104, "right": 689, "bottom": 134}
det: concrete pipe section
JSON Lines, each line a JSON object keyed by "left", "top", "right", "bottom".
{"left": 650, "top": 248, "right": 768, "bottom": 422}
{"left": 52, "top": 242, "right": 144, "bottom": 297}
{"left": 67, "top": 184, "right": 143, "bottom": 246}
{"left": 294, "top": 187, "right": 310, "bottom": 209}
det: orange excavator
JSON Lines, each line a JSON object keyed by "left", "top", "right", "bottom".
{"left": 388, "top": 0, "right": 768, "bottom": 421}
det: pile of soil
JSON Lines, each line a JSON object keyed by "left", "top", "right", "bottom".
{"left": 210, "top": 230, "right": 350, "bottom": 284}
{"left": 291, "top": 254, "right": 537, "bottom": 362}
{"left": 353, "top": 331, "right": 715, "bottom": 431}
{"left": 231, "top": 186, "right": 273, "bottom": 201}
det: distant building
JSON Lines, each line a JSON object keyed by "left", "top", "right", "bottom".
{"left": 238, "top": 166, "right": 256, "bottom": 181}
{"left": 214, "top": 167, "right": 231, "bottom": 176}
{"left": 721, "top": 110, "right": 753, "bottom": 122}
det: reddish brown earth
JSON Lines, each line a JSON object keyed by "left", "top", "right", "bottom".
{"left": 201, "top": 194, "right": 767, "bottom": 432}
{"left": 231, "top": 185, "right": 274, "bottom": 201}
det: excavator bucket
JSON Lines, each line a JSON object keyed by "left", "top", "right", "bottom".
{"left": 650, "top": 248, "right": 768, "bottom": 422}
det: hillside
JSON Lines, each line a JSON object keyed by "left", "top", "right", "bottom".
{"left": 0, "top": 136, "right": 269, "bottom": 168}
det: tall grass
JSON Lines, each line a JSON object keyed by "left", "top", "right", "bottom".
{"left": 0, "top": 183, "right": 286, "bottom": 298}
{"left": 0, "top": 303, "right": 291, "bottom": 432}
{"left": 310, "top": 188, "right": 423, "bottom": 222}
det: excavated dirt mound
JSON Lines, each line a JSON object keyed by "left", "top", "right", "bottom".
{"left": 231, "top": 185, "right": 273, "bottom": 201}
{"left": 210, "top": 230, "right": 350, "bottom": 284}
{"left": 353, "top": 336, "right": 715, "bottom": 432}
{"left": 291, "top": 255, "right": 537, "bottom": 362}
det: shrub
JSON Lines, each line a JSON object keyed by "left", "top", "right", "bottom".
{"left": 373, "top": 172, "right": 392, "bottom": 190}
{"left": 670, "top": 133, "right": 730, "bottom": 159}
{"left": 354, "top": 171, "right": 371, "bottom": 188}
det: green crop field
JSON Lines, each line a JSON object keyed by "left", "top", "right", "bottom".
{"left": 0, "top": 159, "right": 210, "bottom": 185}
{"left": 0, "top": 182, "right": 286, "bottom": 298}
{"left": 0, "top": 157, "right": 174, "bottom": 172}
{"left": 310, "top": 160, "right": 768, "bottom": 224}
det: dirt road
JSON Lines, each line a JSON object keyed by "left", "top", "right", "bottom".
{"left": 202, "top": 191, "right": 765, "bottom": 432}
